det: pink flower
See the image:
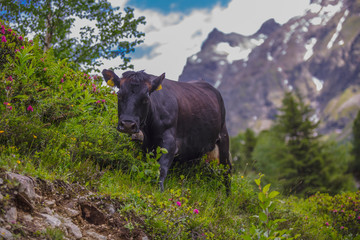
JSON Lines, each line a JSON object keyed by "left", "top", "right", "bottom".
{"left": 6, "top": 86, "right": 11, "bottom": 90}
{"left": 340, "top": 226, "right": 344, "bottom": 230}
{"left": 15, "top": 49, "right": 19, "bottom": 53}
{"left": 193, "top": 209, "right": 199, "bottom": 214}
{"left": 8, "top": 28, "right": 12, "bottom": 32}
{"left": 27, "top": 105, "right": 34, "bottom": 112}
{"left": 18, "top": 36, "right": 23, "bottom": 41}
{"left": 325, "top": 222, "right": 329, "bottom": 226}
{"left": 176, "top": 201, "right": 181, "bottom": 207}
{"left": 43, "top": 68, "right": 47, "bottom": 71}
{"left": 1, "top": 35, "right": 6, "bottom": 42}
{"left": 102, "top": 99, "right": 105, "bottom": 103}
{"left": 8, "top": 76, "right": 13, "bottom": 82}
{"left": 21, "top": 46, "right": 24, "bottom": 49}
{"left": 60, "top": 78, "right": 64, "bottom": 83}
{"left": 358, "top": 216, "right": 360, "bottom": 220}
{"left": 63, "top": 74, "right": 66, "bottom": 77}
{"left": 168, "top": 198, "right": 172, "bottom": 201}
{"left": 96, "top": 100, "right": 101, "bottom": 104}
{"left": 333, "top": 209, "right": 338, "bottom": 213}
{"left": 29, "top": 40, "right": 33, "bottom": 44}
{"left": 3, "top": 102, "right": 9, "bottom": 106}
{"left": 1, "top": 28, "right": 4, "bottom": 34}
{"left": 7, "top": 106, "right": 12, "bottom": 110}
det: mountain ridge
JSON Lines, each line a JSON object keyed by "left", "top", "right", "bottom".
{"left": 179, "top": 0, "right": 360, "bottom": 137}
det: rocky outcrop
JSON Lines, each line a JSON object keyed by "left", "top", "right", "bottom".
{"left": 180, "top": 0, "right": 360, "bottom": 137}
{"left": 0, "top": 171, "right": 149, "bottom": 240}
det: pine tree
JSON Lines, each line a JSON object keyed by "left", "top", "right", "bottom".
{"left": 275, "top": 92, "right": 323, "bottom": 195}
{"left": 352, "top": 110, "right": 360, "bottom": 179}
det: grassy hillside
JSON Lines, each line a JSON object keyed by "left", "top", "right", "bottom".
{"left": 1, "top": 21, "right": 360, "bottom": 239}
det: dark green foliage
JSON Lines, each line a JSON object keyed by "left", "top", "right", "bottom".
{"left": 253, "top": 92, "right": 355, "bottom": 196}
{"left": 0, "top": 0, "right": 146, "bottom": 71}
{"left": 230, "top": 128, "right": 257, "bottom": 174}
{"left": 352, "top": 110, "right": 360, "bottom": 179}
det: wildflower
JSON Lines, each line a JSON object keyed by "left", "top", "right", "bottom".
{"left": 358, "top": 216, "right": 360, "bottom": 220}
{"left": 8, "top": 76, "right": 13, "bottom": 82}
{"left": 21, "top": 46, "right": 24, "bottom": 49}
{"left": 193, "top": 209, "right": 199, "bottom": 214}
{"left": 60, "top": 78, "right": 64, "bottom": 83}
{"left": 1, "top": 35, "right": 6, "bottom": 42}
{"left": 16, "top": 160, "right": 20, "bottom": 164}
{"left": 176, "top": 201, "right": 181, "bottom": 207}
{"left": 96, "top": 100, "right": 101, "bottom": 104}
{"left": 8, "top": 28, "right": 12, "bottom": 32}
{"left": 102, "top": 99, "right": 105, "bottom": 103}
{"left": 33, "top": 135, "right": 37, "bottom": 139}
{"left": 3, "top": 102, "right": 9, "bottom": 106}
{"left": 333, "top": 209, "right": 338, "bottom": 213}
{"left": 7, "top": 106, "right": 12, "bottom": 110}
{"left": 169, "top": 198, "right": 172, "bottom": 201}
{"left": 0, "top": 131, "right": 4, "bottom": 133}
{"left": 1, "top": 28, "right": 4, "bottom": 34}
{"left": 43, "top": 68, "right": 47, "bottom": 71}
{"left": 29, "top": 40, "right": 33, "bottom": 44}
{"left": 325, "top": 222, "right": 329, "bottom": 226}
{"left": 15, "top": 49, "right": 19, "bottom": 53}
{"left": 340, "top": 226, "right": 344, "bottom": 230}
{"left": 241, "top": 176, "right": 244, "bottom": 179}
{"left": 6, "top": 86, "right": 11, "bottom": 90}
{"left": 27, "top": 105, "right": 34, "bottom": 112}
{"left": 18, "top": 36, "right": 23, "bottom": 41}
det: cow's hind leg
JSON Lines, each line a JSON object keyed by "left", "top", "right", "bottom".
{"left": 217, "top": 124, "right": 232, "bottom": 195}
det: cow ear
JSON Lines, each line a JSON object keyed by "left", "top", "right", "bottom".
{"left": 150, "top": 73, "right": 165, "bottom": 94}
{"left": 102, "top": 69, "right": 121, "bottom": 88}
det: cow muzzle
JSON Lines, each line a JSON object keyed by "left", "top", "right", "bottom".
{"left": 117, "top": 120, "right": 139, "bottom": 134}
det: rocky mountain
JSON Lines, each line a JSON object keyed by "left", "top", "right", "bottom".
{"left": 179, "top": 0, "right": 360, "bottom": 138}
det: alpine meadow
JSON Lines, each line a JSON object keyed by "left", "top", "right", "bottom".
{"left": 1, "top": 0, "right": 360, "bottom": 239}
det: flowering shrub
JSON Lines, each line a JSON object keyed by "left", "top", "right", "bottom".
{"left": 0, "top": 20, "right": 141, "bottom": 185}
{"left": 308, "top": 192, "right": 360, "bottom": 237}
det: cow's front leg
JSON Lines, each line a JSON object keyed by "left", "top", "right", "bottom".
{"left": 158, "top": 129, "right": 176, "bottom": 192}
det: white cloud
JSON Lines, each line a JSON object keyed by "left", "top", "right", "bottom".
{"left": 100, "top": 0, "right": 310, "bottom": 80}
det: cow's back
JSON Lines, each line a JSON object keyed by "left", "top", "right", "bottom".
{"left": 150, "top": 79, "right": 225, "bottom": 161}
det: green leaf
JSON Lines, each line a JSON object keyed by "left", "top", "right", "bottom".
{"left": 254, "top": 178, "right": 261, "bottom": 186}
{"left": 259, "top": 212, "right": 267, "bottom": 222}
{"left": 269, "top": 191, "right": 280, "bottom": 199}
{"left": 263, "top": 184, "right": 271, "bottom": 194}
{"left": 258, "top": 192, "right": 266, "bottom": 203}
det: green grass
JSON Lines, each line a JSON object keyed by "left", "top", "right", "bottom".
{"left": 1, "top": 19, "right": 360, "bottom": 240}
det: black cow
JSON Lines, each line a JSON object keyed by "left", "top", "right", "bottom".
{"left": 102, "top": 69, "right": 232, "bottom": 194}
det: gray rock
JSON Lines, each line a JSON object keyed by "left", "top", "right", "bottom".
{"left": 6, "top": 173, "right": 36, "bottom": 200}
{"left": 87, "top": 231, "right": 107, "bottom": 240}
{"left": 64, "top": 207, "right": 80, "bottom": 217}
{"left": 22, "top": 214, "right": 33, "bottom": 222}
{"left": 142, "top": 236, "right": 149, "bottom": 240}
{"left": 44, "top": 200, "right": 56, "bottom": 206}
{"left": 63, "top": 221, "right": 82, "bottom": 239}
{"left": 0, "top": 227, "right": 13, "bottom": 240}
{"left": 0, "top": 193, "right": 3, "bottom": 201}
{"left": 5, "top": 207, "right": 17, "bottom": 224}
{"left": 0, "top": 177, "right": 3, "bottom": 185}
{"left": 105, "top": 204, "right": 116, "bottom": 215}
{"left": 40, "top": 213, "right": 61, "bottom": 227}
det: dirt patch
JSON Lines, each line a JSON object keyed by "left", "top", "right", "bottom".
{"left": 0, "top": 170, "right": 150, "bottom": 240}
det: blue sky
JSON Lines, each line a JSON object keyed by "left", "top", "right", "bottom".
{"left": 101, "top": 0, "right": 310, "bottom": 79}
{"left": 126, "top": 0, "right": 231, "bottom": 14}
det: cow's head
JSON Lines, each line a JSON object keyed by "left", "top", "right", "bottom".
{"left": 102, "top": 69, "right": 165, "bottom": 134}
